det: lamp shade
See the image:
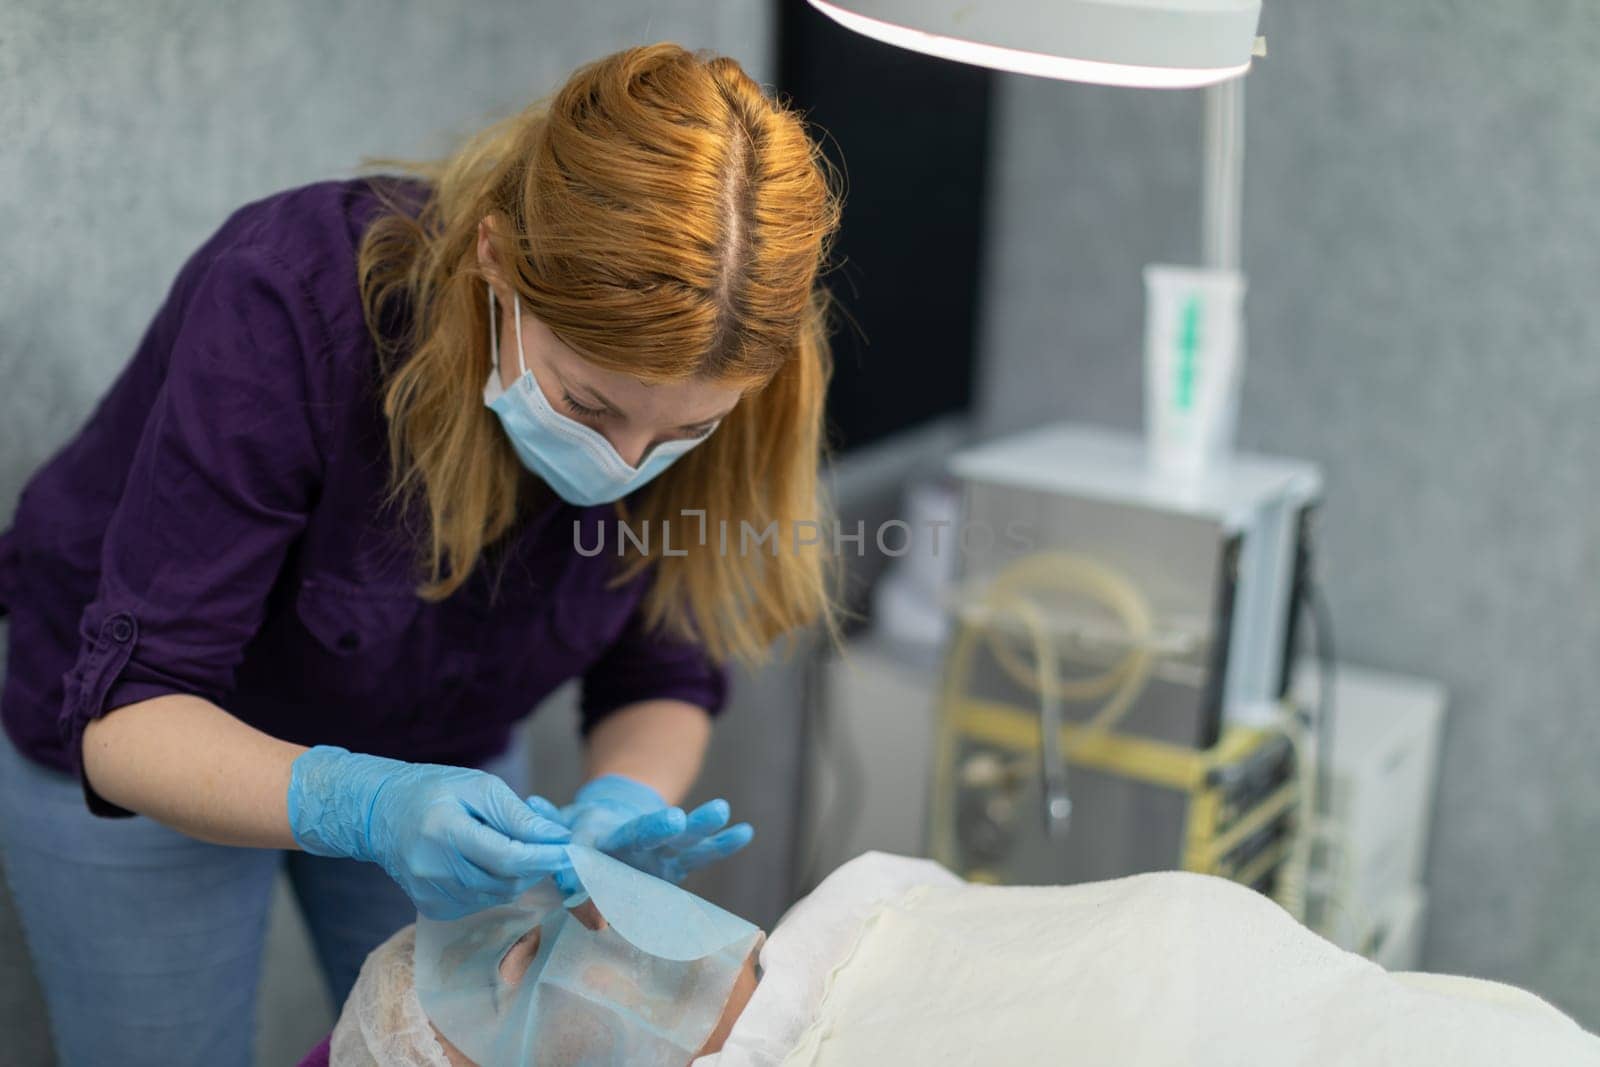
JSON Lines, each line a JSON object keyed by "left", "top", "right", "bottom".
{"left": 806, "top": 0, "right": 1262, "bottom": 88}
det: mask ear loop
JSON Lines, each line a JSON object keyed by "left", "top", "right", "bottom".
{"left": 487, "top": 284, "right": 533, "bottom": 381}
{"left": 488, "top": 283, "right": 499, "bottom": 371}
{"left": 511, "top": 291, "right": 531, "bottom": 376}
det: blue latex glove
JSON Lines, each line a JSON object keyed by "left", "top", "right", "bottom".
{"left": 287, "top": 745, "right": 573, "bottom": 920}
{"left": 545, "top": 774, "right": 755, "bottom": 897}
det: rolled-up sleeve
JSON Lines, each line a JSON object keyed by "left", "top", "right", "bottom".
{"left": 62, "top": 247, "right": 330, "bottom": 814}
{"left": 578, "top": 608, "right": 730, "bottom": 736}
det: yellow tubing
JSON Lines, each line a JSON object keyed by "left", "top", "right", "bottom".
{"left": 932, "top": 551, "right": 1159, "bottom": 868}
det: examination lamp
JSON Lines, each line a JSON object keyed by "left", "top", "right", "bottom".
{"left": 805, "top": 0, "right": 1264, "bottom": 90}
{"left": 809, "top": 0, "right": 1266, "bottom": 473}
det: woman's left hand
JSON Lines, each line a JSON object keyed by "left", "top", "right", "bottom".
{"left": 540, "top": 773, "right": 754, "bottom": 894}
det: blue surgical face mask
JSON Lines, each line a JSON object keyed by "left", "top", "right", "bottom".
{"left": 483, "top": 285, "right": 713, "bottom": 506}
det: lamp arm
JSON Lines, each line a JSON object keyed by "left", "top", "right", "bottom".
{"left": 1201, "top": 77, "right": 1246, "bottom": 272}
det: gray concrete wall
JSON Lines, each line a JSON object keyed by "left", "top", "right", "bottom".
{"left": 0, "top": 3, "right": 772, "bottom": 1062}
{"left": 975, "top": 0, "right": 1600, "bottom": 1026}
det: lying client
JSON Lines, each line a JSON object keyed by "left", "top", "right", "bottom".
{"left": 304, "top": 845, "right": 764, "bottom": 1067}
{"left": 304, "top": 851, "right": 1600, "bottom": 1067}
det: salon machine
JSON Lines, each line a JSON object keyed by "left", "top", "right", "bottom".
{"left": 928, "top": 422, "right": 1323, "bottom": 903}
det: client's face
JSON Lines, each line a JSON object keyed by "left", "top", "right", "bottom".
{"left": 413, "top": 847, "right": 765, "bottom": 1067}
{"left": 429, "top": 899, "right": 762, "bottom": 1067}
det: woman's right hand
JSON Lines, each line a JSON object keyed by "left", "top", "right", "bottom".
{"left": 285, "top": 745, "right": 572, "bottom": 920}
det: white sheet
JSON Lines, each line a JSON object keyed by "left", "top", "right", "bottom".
{"left": 704, "top": 854, "right": 1600, "bottom": 1067}
{"left": 695, "top": 852, "right": 960, "bottom": 1067}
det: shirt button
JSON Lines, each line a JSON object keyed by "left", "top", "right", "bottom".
{"left": 337, "top": 632, "right": 360, "bottom": 652}
{"left": 110, "top": 617, "right": 134, "bottom": 643}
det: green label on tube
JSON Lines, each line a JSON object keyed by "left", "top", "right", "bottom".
{"left": 1175, "top": 294, "right": 1202, "bottom": 412}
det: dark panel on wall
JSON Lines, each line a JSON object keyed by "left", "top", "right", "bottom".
{"left": 776, "top": 0, "right": 992, "bottom": 453}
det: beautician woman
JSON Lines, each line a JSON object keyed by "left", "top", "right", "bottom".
{"left": 0, "top": 44, "right": 838, "bottom": 1065}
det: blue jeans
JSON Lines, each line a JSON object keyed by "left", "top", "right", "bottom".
{"left": 0, "top": 726, "right": 529, "bottom": 1066}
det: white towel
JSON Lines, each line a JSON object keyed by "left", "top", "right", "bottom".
{"left": 760, "top": 862, "right": 1600, "bottom": 1067}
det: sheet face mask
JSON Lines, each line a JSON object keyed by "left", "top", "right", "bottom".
{"left": 414, "top": 845, "right": 761, "bottom": 1067}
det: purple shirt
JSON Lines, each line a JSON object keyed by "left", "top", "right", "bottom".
{"left": 0, "top": 177, "right": 727, "bottom": 816}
